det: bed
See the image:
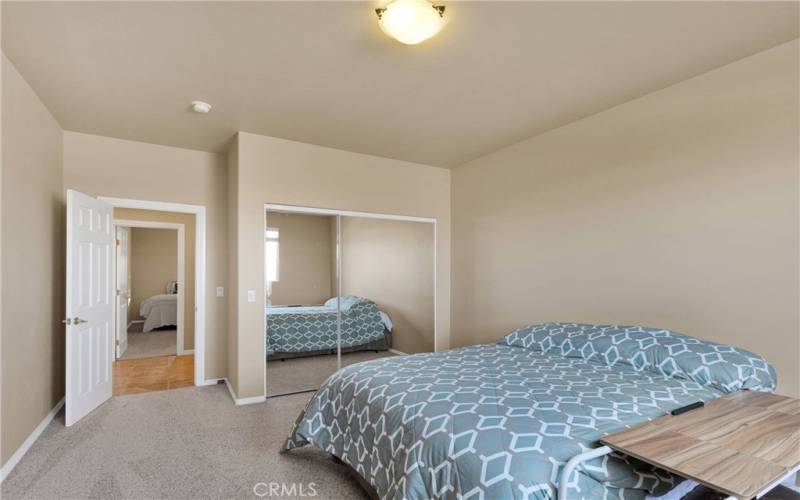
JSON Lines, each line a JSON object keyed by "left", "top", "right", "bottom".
{"left": 283, "top": 322, "right": 776, "bottom": 500}
{"left": 139, "top": 294, "right": 178, "bottom": 332}
{"left": 266, "top": 296, "right": 391, "bottom": 360}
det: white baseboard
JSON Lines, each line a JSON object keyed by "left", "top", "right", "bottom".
{"left": 199, "top": 378, "right": 225, "bottom": 386}
{"left": 179, "top": 349, "right": 195, "bottom": 355}
{"left": 388, "top": 348, "right": 408, "bottom": 356}
{"left": 223, "top": 377, "right": 237, "bottom": 401}
{"left": 223, "top": 378, "right": 266, "bottom": 406}
{"left": 0, "top": 398, "right": 64, "bottom": 483}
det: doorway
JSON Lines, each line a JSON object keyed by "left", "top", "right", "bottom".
{"left": 111, "top": 211, "right": 193, "bottom": 395}
{"left": 113, "top": 220, "right": 184, "bottom": 361}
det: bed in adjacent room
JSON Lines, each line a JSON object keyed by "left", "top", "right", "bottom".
{"left": 139, "top": 293, "right": 178, "bottom": 332}
{"left": 283, "top": 322, "right": 776, "bottom": 500}
{"left": 266, "top": 296, "right": 392, "bottom": 360}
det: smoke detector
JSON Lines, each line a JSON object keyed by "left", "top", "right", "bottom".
{"left": 191, "top": 101, "right": 212, "bottom": 113}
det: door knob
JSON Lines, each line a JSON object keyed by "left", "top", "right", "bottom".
{"left": 72, "top": 317, "right": 88, "bottom": 324}
{"left": 62, "top": 318, "right": 72, "bottom": 325}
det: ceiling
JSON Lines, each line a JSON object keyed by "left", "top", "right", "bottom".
{"left": 3, "top": 2, "right": 798, "bottom": 168}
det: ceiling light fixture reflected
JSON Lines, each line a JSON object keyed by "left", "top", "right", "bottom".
{"left": 375, "top": 0, "right": 446, "bottom": 45}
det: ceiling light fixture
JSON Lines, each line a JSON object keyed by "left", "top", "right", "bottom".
{"left": 375, "top": 0, "right": 446, "bottom": 45}
{"left": 191, "top": 101, "right": 212, "bottom": 113}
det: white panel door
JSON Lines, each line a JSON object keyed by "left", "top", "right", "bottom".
{"left": 115, "top": 226, "right": 130, "bottom": 358}
{"left": 65, "top": 189, "right": 114, "bottom": 426}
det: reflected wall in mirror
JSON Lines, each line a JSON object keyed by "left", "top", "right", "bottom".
{"left": 265, "top": 210, "right": 340, "bottom": 397}
{"left": 340, "top": 216, "right": 435, "bottom": 356}
{"left": 266, "top": 211, "right": 335, "bottom": 307}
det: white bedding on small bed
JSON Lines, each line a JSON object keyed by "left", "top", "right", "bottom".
{"left": 378, "top": 310, "right": 392, "bottom": 332}
{"left": 140, "top": 294, "right": 177, "bottom": 332}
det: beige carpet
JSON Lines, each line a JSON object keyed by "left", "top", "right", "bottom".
{"left": 1, "top": 385, "right": 369, "bottom": 500}
{"left": 267, "top": 350, "right": 395, "bottom": 396}
{"left": 3, "top": 383, "right": 799, "bottom": 499}
{"left": 120, "top": 328, "right": 177, "bottom": 360}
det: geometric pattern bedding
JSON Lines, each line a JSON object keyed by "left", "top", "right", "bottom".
{"left": 266, "top": 296, "right": 386, "bottom": 355}
{"left": 501, "top": 323, "right": 777, "bottom": 394}
{"left": 283, "top": 323, "right": 776, "bottom": 500}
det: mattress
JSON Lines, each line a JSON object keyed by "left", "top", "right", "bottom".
{"left": 283, "top": 322, "right": 776, "bottom": 500}
{"left": 139, "top": 294, "right": 177, "bottom": 332}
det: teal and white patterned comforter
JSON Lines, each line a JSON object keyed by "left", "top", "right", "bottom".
{"left": 283, "top": 323, "right": 776, "bottom": 499}
{"left": 267, "top": 296, "right": 386, "bottom": 354}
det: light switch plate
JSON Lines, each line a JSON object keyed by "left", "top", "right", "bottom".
{"left": 216, "top": 287, "right": 224, "bottom": 297}
{"left": 247, "top": 290, "right": 256, "bottom": 302}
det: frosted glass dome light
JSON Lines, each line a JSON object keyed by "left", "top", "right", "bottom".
{"left": 375, "top": 0, "right": 446, "bottom": 45}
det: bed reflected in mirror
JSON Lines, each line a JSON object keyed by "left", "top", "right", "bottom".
{"left": 267, "top": 296, "right": 394, "bottom": 396}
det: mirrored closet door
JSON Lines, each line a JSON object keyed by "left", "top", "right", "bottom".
{"left": 265, "top": 207, "right": 436, "bottom": 398}
{"left": 265, "top": 210, "right": 341, "bottom": 397}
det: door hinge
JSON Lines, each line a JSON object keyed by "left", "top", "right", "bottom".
{"left": 115, "top": 340, "right": 120, "bottom": 347}
{"left": 116, "top": 289, "right": 121, "bottom": 296}
{"left": 115, "top": 239, "right": 120, "bottom": 247}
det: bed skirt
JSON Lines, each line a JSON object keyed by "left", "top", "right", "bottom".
{"left": 267, "top": 330, "right": 392, "bottom": 361}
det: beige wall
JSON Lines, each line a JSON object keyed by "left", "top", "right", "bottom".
{"left": 267, "top": 212, "right": 334, "bottom": 306}
{"left": 226, "top": 137, "right": 239, "bottom": 392}
{"left": 63, "top": 132, "right": 227, "bottom": 379}
{"left": 1, "top": 55, "right": 64, "bottom": 466}
{"left": 129, "top": 227, "right": 177, "bottom": 322}
{"left": 452, "top": 40, "right": 800, "bottom": 397}
{"left": 114, "top": 208, "right": 196, "bottom": 350}
{"left": 341, "top": 217, "right": 435, "bottom": 354}
{"left": 230, "top": 132, "right": 451, "bottom": 398}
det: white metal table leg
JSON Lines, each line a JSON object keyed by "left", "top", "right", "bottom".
{"left": 755, "top": 464, "right": 800, "bottom": 498}
{"left": 558, "top": 445, "right": 613, "bottom": 499}
{"left": 558, "top": 450, "right": 798, "bottom": 499}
